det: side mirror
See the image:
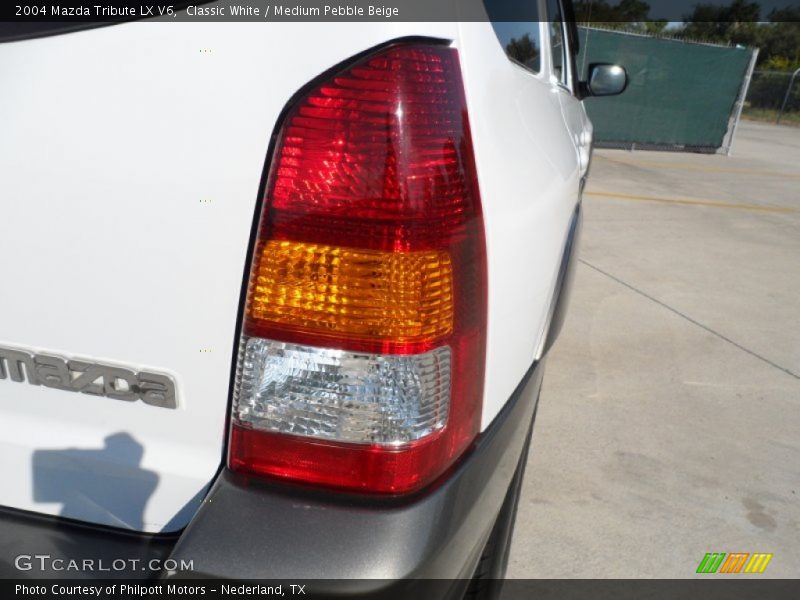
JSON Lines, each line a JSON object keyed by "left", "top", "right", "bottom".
{"left": 586, "top": 64, "right": 628, "bottom": 97}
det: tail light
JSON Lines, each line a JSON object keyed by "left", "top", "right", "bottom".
{"left": 228, "top": 43, "right": 487, "bottom": 494}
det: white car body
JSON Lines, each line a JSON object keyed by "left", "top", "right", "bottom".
{"left": 0, "top": 7, "right": 588, "bottom": 534}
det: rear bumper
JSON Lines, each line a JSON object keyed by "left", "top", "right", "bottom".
{"left": 0, "top": 359, "right": 544, "bottom": 591}
{"left": 171, "top": 359, "right": 543, "bottom": 583}
{"left": 0, "top": 506, "right": 174, "bottom": 579}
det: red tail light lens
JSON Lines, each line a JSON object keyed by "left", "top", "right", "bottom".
{"left": 228, "top": 43, "right": 487, "bottom": 494}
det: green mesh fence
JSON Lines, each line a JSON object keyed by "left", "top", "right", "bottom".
{"left": 578, "top": 28, "right": 755, "bottom": 153}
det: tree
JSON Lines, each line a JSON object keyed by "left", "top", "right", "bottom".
{"left": 506, "top": 33, "right": 540, "bottom": 69}
{"left": 644, "top": 20, "right": 669, "bottom": 35}
{"left": 617, "top": 0, "right": 650, "bottom": 22}
{"left": 679, "top": 0, "right": 761, "bottom": 44}
{"left": 768, "top": 7, "right": 800, "bottom": 23}
{"left": 574, "top": 0, "right": 799, "bottom": 71}
{"left": 573, "top": 0, "right": 619, "bottom": 23}
{"left": 573, "top": 0, "right": 657, "bottom": 33}
{"left": 761, "top": 8, "right": 800, "bottom": 69}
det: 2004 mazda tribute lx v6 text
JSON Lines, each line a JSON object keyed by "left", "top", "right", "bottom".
{"left": 0, "top": 0, "right": 626, "bottom": 596}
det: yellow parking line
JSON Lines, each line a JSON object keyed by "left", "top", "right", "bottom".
{"left": 595, "top": 155, "right": 800, "bottom": 180}
{"left": 586, "top": 190, "right": 798, "bottom": 214}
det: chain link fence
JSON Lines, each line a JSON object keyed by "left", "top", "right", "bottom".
{"left": 743, "top": 70, "right": 800, "bottom": 126}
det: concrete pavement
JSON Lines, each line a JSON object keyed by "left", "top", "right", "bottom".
{"left": 508, "top": 121, "right": 800, "bottom": 578}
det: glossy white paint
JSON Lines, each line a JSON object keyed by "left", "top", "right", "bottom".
{"left": 458, "top": 17, "right": 584, "bottom": 429}
{"left": 0, "top": 21, "right": 457, "bottom": 533}
{"left": 0, "top": 12, "right": 586, "bottom": 532}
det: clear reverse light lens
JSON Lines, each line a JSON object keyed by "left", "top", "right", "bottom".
{"left": 234, "top": 337, "right": 451, "bottom": 445}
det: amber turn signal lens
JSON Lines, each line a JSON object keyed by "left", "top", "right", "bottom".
{"left": 248, "top": 240, "right": 454, "bottom": 344}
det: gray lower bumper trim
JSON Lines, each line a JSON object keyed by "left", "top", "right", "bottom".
{"left": 166, "top": 359, "right": 545, "bottom": 591}
{"left": 0, "top": 506, "right": 174, "bottom": 579}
